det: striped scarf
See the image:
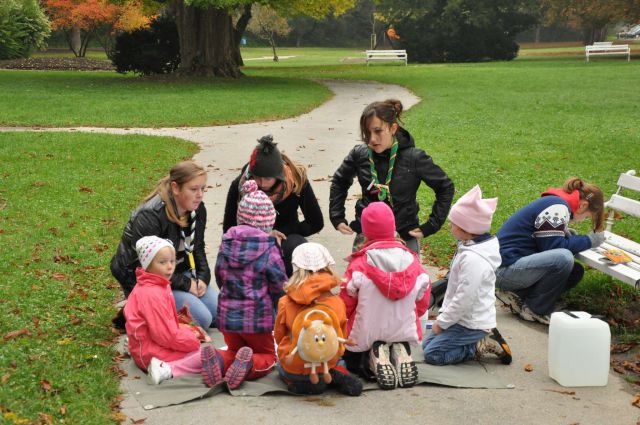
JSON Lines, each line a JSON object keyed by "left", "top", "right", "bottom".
{"left": 367, "top": 138, "right": 398, "bottom": 206}
{"left": 180, "top": 210, "right": 197, "bottom": 280}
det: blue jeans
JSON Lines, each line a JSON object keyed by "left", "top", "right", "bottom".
{"left": 173, "top": 285, "right": 219, "bottom": 329}
{"left": 422, "top": 324, "right": 488, "bottom": 365}
{"left": 495, "top": 249, "right": 583, "bottom": 315}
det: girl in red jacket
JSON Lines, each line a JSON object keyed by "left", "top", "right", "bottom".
{"left": 125, "top": 236, "right": 244, "bottom": 388}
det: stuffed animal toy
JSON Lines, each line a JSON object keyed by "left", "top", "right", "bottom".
{"left": 290, "top": 306, "right": 349, "bottom": 384}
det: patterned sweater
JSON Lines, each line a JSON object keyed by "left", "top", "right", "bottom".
{"left": 497, "top": 191, "right": 592, "bottom": 267}
{"left": 215, "top": 225, "right": 287, "bottom": 334}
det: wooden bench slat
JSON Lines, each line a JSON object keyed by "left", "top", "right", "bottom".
{"left": 606, "top": 194, "right": 640, "bottom": 217}
{"left": 617, "top": 172, "right": 640, "bottom": 192}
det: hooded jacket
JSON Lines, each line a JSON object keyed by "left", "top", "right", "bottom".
{"left": 497, "top": 189, "right": 592, "bottom": 267}
{"left": 110, "top": 194, "right": 210, "bottom": 297}
{"left": 274, "top": 272, "right": 347, "bottom": 375}
{"left": 329, "top": 127, "right": 454, "bottom": 240}
{"left": 215, "top": 225, "right": 287, "bottom": 334}
{"left": 124, "top": 268, "right": 201, "bottom": 371}
{"left": 340, "top": 240, "right": 431, "bottom": 352}
{"left": 437, "top": 235, "right": 501, "bottom": 331}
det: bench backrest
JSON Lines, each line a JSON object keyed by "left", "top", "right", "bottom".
{"left": 605, "top": 170, "right": 640, "bottom": 231}
{"left": 593, "top": 41, "right": 613, "bottom": 46}
{"left": 366, "top": 50, "right": 406, "bottom": 55}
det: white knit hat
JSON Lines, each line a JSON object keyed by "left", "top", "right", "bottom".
{"left": 291, "top": 242, "right": 335, "bottom": 272}
{"left": 135, "top": 236, "right": 175, "bottom": 270}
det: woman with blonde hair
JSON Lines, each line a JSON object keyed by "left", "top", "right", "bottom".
{"left": 111, "top": 160, "right": 218, "bottom": 329}
{"left": 495, "top": 177, "right": 606, "bottom": 325}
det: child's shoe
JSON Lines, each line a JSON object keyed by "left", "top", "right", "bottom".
{"left": 201, "top": 346, "right": 225, "bottom": 387}
{"left": 476, "top": 328, "right": 512, "bottom": 365}
{"left": 369, "top": 341, "right": 397, "bottom": 390}
{"left": 329, "top": 366, "right": 363, "bottom": 396}
{"left": 287, "top": 380, "right": 327, "bottom": 395}
{"left": 224, "top": 346, "right": 254, "bottom": 390}
{"left": 147, "top": 357, "right": 172, "bottom": 385}
{"left": 390, "top": 342, "right": 418, "bottom": 388}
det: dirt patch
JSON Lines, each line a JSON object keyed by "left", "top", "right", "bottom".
{"left": 0, "top": 57, "right": 114, "bottom": 71}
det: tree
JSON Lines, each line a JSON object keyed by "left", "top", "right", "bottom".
{"left": 168, "top": 0, "right": 355, "bottom": 78}
{"left": 375, "top": 0, "right": 538, "bottom": 63}
{"left": 247, "top": 4, "right": 291, "bottom": 61}
{"left": 44, "top": 0, "right": 153, "bottom": 57}
{"left": 542, "top": 0, "right": 640, "bottom": 44}
{"left": 0, "top": 0, "right": 50, "bottom": 60}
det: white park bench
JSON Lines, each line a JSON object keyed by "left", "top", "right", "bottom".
{"left": 365, "top": 50, "right": 408, "bottom": 66}
{"left": 576, "top": 170, "right": 640, "bottom": 289}
{"left": 585, "top": 42, "right": 631, "bottom": 61}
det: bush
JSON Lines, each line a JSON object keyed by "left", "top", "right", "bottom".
{"left": 391, "top": 0, "right": 538, "bottom": 63}
{"left": 111, "top": 15, "right": 180, "bottom": 76}
{"left": 0, "top": 0, "right": 50, "bottom": 60}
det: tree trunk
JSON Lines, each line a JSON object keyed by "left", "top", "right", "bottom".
{"left": 173, "top": 0, "right": 241, "bottom": 78}
{"left": 269, "top": 34, "right": 278, "bottom": 62}
{"left": 534, "top": 26, "right": 541, "bottom": 44}
{"left": 70, "top": 27, "right": 81, "bottom": 55}
{"left": 232, "top": 4, "right": 252, "bottom": 67}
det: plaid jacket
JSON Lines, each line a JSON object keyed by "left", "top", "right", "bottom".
{"left": 215, "top": 225, "right": 286, "bottom": 334}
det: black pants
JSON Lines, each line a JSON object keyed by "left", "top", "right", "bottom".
{"left": 280, "top": 234, "right": 307, "bottom": 276}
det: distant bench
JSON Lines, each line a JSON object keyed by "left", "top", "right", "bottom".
{"left": 585, "top": 42, "right": 630, "bottom": 61}
{"left": 365, "top": 50, "right": 408, "bottom": 66}
{"left": 576, "top": 170, "right": 640, "bottom": 289}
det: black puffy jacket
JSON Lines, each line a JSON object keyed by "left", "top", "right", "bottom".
{"left": 329, "top": 127, "right": 454, "bottom": 240}
{"left": 110, "top": 195, "right": 210, "bottom": 297}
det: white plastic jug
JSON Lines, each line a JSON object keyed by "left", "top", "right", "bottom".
{"left": 548, "top": 311, "right": 610, "bottom": 387}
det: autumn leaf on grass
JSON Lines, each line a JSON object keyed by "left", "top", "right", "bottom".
{"left": 79, "top": 185, "right": 93, "bottom": 193}
{"left": 2, "top": 373, "right": 10, "bottom": 385}
{"left": 40, "top": 379, "right": 53, "bottom": 393}
{"left": 38, "top": 413, "right": 54, "bottom": 424}
{"left": 52, "top": 272, "right": 67, "bottom": 281}
{"left": 60, "top": 405, "right": 67, "bottom": 415}
{"left": 3, "top": 328, "right": 31, "bottom": 341}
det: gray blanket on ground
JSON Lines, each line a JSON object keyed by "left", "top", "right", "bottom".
{"left": 119, "top": 331, "right": 513, "bottom": 410}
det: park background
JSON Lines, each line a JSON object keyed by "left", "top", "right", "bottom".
{"left": 1, "top": 0, "right": 640, "bottom": 423}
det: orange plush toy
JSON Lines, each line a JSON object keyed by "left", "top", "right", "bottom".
{"left": 289, "top": 305, "right": 349, "bottom": 384}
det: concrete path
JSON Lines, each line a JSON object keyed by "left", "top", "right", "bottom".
{"left": 4, "top": 80, "right": 639, "bottom": 424}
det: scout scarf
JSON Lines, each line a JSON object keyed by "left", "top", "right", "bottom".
{"left": 367, "top": 138, "right": 398, "bottom": 206}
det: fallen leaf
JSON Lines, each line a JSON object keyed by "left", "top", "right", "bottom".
{"left": 3, "top": 328, "right": 31, "bottom": 341}
{"left": 544, "top": 388, "right": 576, "bottom": 396}
{"left": 524, "top": 364, "right": 534, "bottom": 372}
{"left": 633, "top": 393, "right": 640, "bottom": 408}
{"left": 1, "top": 373, "right": 10, "bottom": 384}
{"left": 60, "top": 405, "right": 67, "bottom": 415}
{"left": 111, "top": 412, "right": 128, "bottom": 422}
{"left": 32, "top": 316, "right": 40, "bottom": 329}
{"left": 94, "top": 243, "right": 109, "bottom": 253}
{"left": 52, "top": 272, "right": 67, "bottom": 281}
{"left": 48, "top": 227, "right": 60, "bottom": 236}
{"left": 32, "top": 181, "right": 45, "bottom": 187}
{"left": 38, "top": 413, "right": 53, "bottom": 424}
{"left": 79, "top": 185, "right": 93, "bottom": 193}
{"left": 131, "top": 418, "right": 147, "bottom": 424}
{"left": 40, "top": 379, "right": 52, "bottom": 392}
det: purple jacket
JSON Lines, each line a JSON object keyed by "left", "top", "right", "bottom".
{"left": 215, "top": 225, "right": 287, "bottom": 334}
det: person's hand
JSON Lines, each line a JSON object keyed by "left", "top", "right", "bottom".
{"left": 189, "top": 279, "right": 199, "bottom": 296}
{"left": 343, "top": 337, "right": 356, "bottom": 346}
{"left": 587, "top": 231, "right": 606, "bottom": 248}
{"left": 337, "top": 223, "right": 354, "bottom": 235}
{"left": 408, "top": 228, "right": 424, "bottom": 239}
{"left": 196, "top": 280, "right": 207, "bottom": 297}
{"left": 432, "top": 322, "right": 442, "bottom": 335}
{"left": 271, "top": 229, "right": 287, "bottom": 245}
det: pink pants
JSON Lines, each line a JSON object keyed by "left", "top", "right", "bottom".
{"left": 167, "top": 350, "right": 203, "bottom": 378}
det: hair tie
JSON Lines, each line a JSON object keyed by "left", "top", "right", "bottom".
{"left": 585, "top": 192, "right": 594, "bottom": 200}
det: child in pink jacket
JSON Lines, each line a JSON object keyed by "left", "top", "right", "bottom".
{"left": 125, "top": 236, "right": 240, "bottom": 388}
{"left": 340, "top": 202, "right": 431, "bottom": 390}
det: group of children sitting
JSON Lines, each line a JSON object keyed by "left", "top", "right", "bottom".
{"left": 125, "top": 181, "right": 512, "bottom": 397}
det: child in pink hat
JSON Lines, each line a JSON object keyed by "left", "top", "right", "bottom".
{"left": 340, "top": 202, "right": 431, "bottom": 390}
{"left": 422, "top": 185, "right": 512, "bottom": 365}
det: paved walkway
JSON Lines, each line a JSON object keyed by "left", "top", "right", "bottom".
{"left": 4, "top": 80, "right": 638, "bottom": 424}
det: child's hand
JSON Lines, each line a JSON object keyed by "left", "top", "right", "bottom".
{"left": 343, "top": 338, "right": 356, "bottom": 346}
{"left": 432, "top": 322, "right": 442, "bottom": 334}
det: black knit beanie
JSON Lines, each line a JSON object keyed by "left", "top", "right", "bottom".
{"left": 249, "top": 135, "right": 285, "bottom": 180}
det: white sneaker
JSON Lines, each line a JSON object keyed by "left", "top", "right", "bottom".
{"left": 147, "top": 357, "right": 172, "bottom": 385}
{"left": 390, "top": 342, "right": 418, "bottom": 388}
{"left": 369, "top": 341, "right": 397, "bottom": 390}
{"left": 495, "top": 291, "right": 524, "bottom": 315}
{"left": 519, "top": 305, "right": 550, "bottom": 325}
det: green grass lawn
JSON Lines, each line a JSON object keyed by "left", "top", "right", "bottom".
{"left": 1, "top": 50, "right": 640, "bottom": 422}
{"left": 0, "top": 131, "right": 198, "bottom": 424}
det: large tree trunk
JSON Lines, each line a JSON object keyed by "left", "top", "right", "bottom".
{"left": 173, "top": 0, "right": 241, "bottom": 78}
{"left": 70, "top": 27, "right": 81, "bottom": 55}
{"left": 232, "top": 4, "right": 252, "bottom": 67}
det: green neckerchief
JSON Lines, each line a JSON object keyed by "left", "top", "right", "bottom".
{"left": 367, "top": 138, "right": 398, "bottom": 206}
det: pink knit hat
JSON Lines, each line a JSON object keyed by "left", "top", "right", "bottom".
{"left": 448, "top": 185, "right": 497, "bottom": 235}
{"left": 361, "top": 202, "right": 396, "bottom": 241}
{"left": 237, "top": 180, "right": 276, "bottom": 233}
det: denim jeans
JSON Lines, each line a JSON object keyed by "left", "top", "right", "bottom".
{"left": 495, "top": 248, "right": 583, "bottom": 315}
{"left": 422, "top": 324, "right": 488, "bottom": 365}
{"left": 173, "top": 285, "right": 219, "bottom": 329}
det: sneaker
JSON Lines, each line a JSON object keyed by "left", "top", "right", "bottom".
{"left": 389, "top": 342, "right": 418, "bottom": 388}
{"left": 201, "top": 346, "right": 225, "bottom": 388}
{"left": 329, "top": 366, "right": 363, "bottom": 396}
{"left": 476, "top": 328, "right": 513, "bottom": 365}
{"left": 147, "top": 357, "right": 172, "bottom": 385}
{"left": 224, "top": 346, "right": 253, "bottom": 390}
{"left": 495, "top": 291, "right": 524, "bottom": 315}
{"left": 369, "top": 341, "right": 397, "bottom": 390}
{"left": 519, "top": 305, "right": 550, "bottom": 325}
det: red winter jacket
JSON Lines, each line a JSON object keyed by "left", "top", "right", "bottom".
{"left": 124, "top": 268, "right": 200, "bottom": 371}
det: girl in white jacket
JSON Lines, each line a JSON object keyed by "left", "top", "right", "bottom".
{"left": 422, "top": 186, "right": 512, "bottom": 365}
